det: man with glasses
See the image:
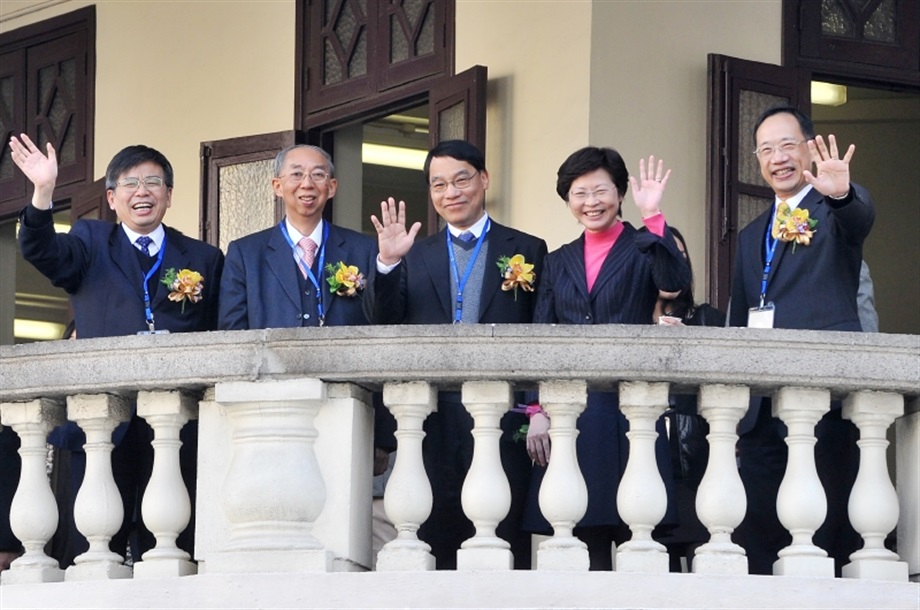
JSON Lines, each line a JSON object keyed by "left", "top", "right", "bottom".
{"left": 218, "top": 144, "right": 376, "bottom": 330}
{"left": 728, "top": 106, "right": 874, "bottom": 575}
{"left": 366, "top": 139, "right": 547, "bottom": 569}
{"left": 11, "top": 134, "right": 223, "bottom": 566}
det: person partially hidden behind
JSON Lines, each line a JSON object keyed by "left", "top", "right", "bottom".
{"left": 11, "top": 134, "right": 223, "bottom": 566}
{"left": 728, "top": 106, "right": 874, "bottom": 575}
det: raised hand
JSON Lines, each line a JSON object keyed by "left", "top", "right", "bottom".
{"left": 9, "top": 134, "right": 57, "bottom": 209}
{"left": 805, "top": 134, "right": 854, "bottom": 198}
{"left": 628, "top": 155, "right": 671, "bottom": 218}
{"left": 370, "top": 197, "right": 422, "bottom": 265}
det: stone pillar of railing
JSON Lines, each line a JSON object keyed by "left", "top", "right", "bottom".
{"left": 772, "top": 386, "right": 834, "bottom": 577}
{"left": 66, "top": 393, "right": 133, "bottom": 581}
{"left": 536, "top": 379, "right": 589, "bottom": 571}
{"left": 208, "top": 378, "right": 332, "bottom": 573}
{"left": 457, "top": 381, "right": 513, "bottom": 570}
{"left": 693, "top": 384, "right": 749, "bottom": 575}
{"left": 841, "top": 390, "right": 908, "bottom": 581}
{"left": 377, "top": 381, "right": 437, "bottom": 571}
{"left": 615, "top": 381, "right": 669, "bottom": 573}
{"left": 0, "top": 399, "right": 65, "bottom": 584}
{"left": 897, "top": 397, "right": 920, "bottom": 582}
{"left": 132, "top": 390, "right": 197, "bottom": 579}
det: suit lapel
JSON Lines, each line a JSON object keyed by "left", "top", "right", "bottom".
{"left": 420, "top": 229, "right": 453, "bottom": 321}
{"left": 152, "top": 226, "right": 192, "bottom": 309}
{"left": 109, "top": 225, "right": 146, "bottom": 302}
{"left": 766, "top": 190, "right": 823, "bottom": 287}
{"left": 321, "top": 224, "right": 350, "bottom": 319}
{"left": 478, "top": 222, "right": 509, "bottom": 319}
{"left": 557, "top": 237, "right": 590, "bottom": 303}
{"left": 266, "top": 225, "right": 304, "bottom": 311}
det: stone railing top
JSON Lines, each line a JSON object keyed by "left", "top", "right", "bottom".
{"left": 1, "top": 325, "right": 917, "bottom": 402}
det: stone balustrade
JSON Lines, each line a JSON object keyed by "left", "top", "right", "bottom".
{"left": 1, "top": 325, "right": 918, "bottom": 593}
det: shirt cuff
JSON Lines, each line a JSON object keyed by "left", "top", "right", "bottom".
{"left": 376, "top": 255, "right": 401, "bottom": 274}
{"left": 642, "top": 213, "right": 666, "bottom": 237}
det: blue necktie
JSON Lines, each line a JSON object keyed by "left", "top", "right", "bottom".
{"left": 136, "top": 236, "right": 153, "bottom": 256}
{"left": 458, "top": 231, "right": 475, "bottom": 242}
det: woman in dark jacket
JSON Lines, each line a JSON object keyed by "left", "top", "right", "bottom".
{"left": 523, "top": 146, "right": 691, "bottom": 570}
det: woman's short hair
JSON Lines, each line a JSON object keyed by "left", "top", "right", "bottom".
{"left": 556, "top": 146, "right": 629, "bottom": 202}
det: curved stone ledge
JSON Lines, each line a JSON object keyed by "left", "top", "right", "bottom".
{"left": 1, "top": 325, "right": 917, "bottom": 401}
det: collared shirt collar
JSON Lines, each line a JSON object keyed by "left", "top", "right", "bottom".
{"left": 447, "top": 211, "right": 490, "bottom": 239}
{"left": 285, "top": 218, "right": 324, "bottom": 248}
{"left": 122, "top": 224, "right": 166, "bottom": 256}
{"left": 775, "top": 184, "right": 813, "bottom": 211}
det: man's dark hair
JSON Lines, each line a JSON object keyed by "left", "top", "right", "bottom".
{"left": 556, "top": 146, "right": 629, "bottom": 205}
{"left": 424, "top": 140, "right": 486, "bottom": 180}
{"left": 105, "top": 145, "right": 174, "bottom": 189}
{"left": 752, "top": 105, "right": 815, "bottom": 145}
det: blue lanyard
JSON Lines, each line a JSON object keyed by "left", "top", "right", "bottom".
{"left": 280, "top": 221, "right": 328, "bottom": 326}
{"left": 446, "top": 219, "right": 490, "bottom": 324}
{"left": 142, "top": 234, "right": 167, "bottom": 332}
{"left": 760, "top": 207, "right": 780, "bottom": 308}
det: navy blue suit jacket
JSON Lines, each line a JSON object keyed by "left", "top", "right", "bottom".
{"left": 729, "top": 184, "right": 874, "bottom": 331}
{"left": 219, "top": 222, "right": 377, "bottom": 329}
{"left": 18, "top": 207, "right": 223, "bottom": 338}
{"left": 534, "top": 222, "right": 691, "bottom": 325}
{"left": 366, "top": 221, "right": 548, "bottom": 324}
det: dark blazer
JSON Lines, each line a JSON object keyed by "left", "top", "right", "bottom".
{"left": 18, "top": 208, "right": 223, "bottom": 338}
{"left": 366, "top": 220, "right": 547, "bottom": 325}
{"left": 534, "top": 222, "right": 691, "bottom": 325}
{"left": 729, "top": 183, "right": 874, "bottom": 331}
{"left": 219, "top": 222, "right": 377, "bottom": 330}
{"left": 728, "top": 185, "right": 873, "bottom": 575}
{"left": 364, "top": 219, "right": 546, "bottom": 570}
{"left": 524, "top": 221, "right": 690, "bottom": 533}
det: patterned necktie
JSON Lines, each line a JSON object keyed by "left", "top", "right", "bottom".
{"left": 458, "top": 230, "right": 475, "bottom": 242}
{"left": 136, "top": 236, "right": 153, "bottom": 256}
{"left": 298, "top": 237, "right": 318, "bottom": 276}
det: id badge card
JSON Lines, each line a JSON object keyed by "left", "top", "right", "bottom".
{"left": 748, "top": 302, "right": 775, "bottom": 329}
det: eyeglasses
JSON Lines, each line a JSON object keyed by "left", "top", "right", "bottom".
{"left": 569, "top": 187, "right": 614, "bottom": 203}
{"left": 116, "top": 176, "right": 166, "bottom": 191}
{"left": 753, "top": 139, "right": 805, "bottom": 159}
{"left": 429, "top": 171, "right": 479, "bottom": 194}
{"left": 279, "top": 170, "right": 331, "bottom": 185}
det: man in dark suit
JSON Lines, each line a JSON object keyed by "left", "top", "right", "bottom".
{"left": 11, "top": 134, "right": 223, "bottom": 565}
{"left": 366, "top": 140, "right": 548, "bottom": 569}
{"left": 728, "top": 107, "right": 874, "bottom": 574}
{"left": 218, "top": 145, "right": 376, "bottom": 330}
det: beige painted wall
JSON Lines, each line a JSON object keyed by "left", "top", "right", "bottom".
{"left": 1, "top": 0, "right": 294, "bottom": 237}
{"left": 455, "top": 0, "right": 593, "bottom": 246}
{"left": 589, "top": 0, "right": 782, "bottom": 303}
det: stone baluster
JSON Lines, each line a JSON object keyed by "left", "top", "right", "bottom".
{"left": 208, "top": 378, "right": 332, "bottom": 573}
{"left": 0, "top": 399, "right": 65, "bottom": 584}
{"left": 772, "top": 386, "right": 834, "bottom": 577}
{"left": 693, "top": 384, "right": 749, "bottom": 575}
{"left": 132, "top": 390, "right": 197, "bottom": 579}
{"left": 897, "top": 397, "right": 919, "bottom": 581}
{"left": 377, "top": 381, "right": 437, "bottom": 571}
{"left": 536, "top": 380, "right": 589, "bottom": 571}
{"left": 66, "top": 393, "right": 133, "bottom": 581}
{"left": 615, "top": 381, "right": 669, "bottom": 573}
{"left": 457, "top": 381, "right": 513, "bottom": 570}
{"left": 841, "top": 391, "right": 909, "bottom": 581}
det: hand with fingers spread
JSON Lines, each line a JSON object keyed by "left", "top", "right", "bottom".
{"left": 370, "top": 197, "right": 422, "bottom": 266}
{"left": 805, "top": 134, "right": 855, "bottom": 198}
{"left": 9, "top": 134, "right": 58, "bottom": 209}
{"left": 628, "top": 155, "right": 672, "bottom": 218}
{"left": 526, "top": 411, "right": 551, "bottom": 467}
